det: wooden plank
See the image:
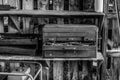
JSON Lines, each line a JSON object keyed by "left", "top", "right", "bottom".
{"left": 38, "top": 0, "right": 49, "bottom": 10}
{"left": 109, "top": 57, "right": 120, "bottom": 80}
{"left": 67, "top": 61, "right": 71, "bottom": 80}
{"left": 0, "top": 52, "right": 104, "bottom": 61}
{"left": 43, "top": 67, "right": 48, "bottom": 80}
{"left": 0, "top": 62, "right": 5, "bottom": 71}
{"left": 71, "top": 61, "right": 78, "bottom": 80}
{"left": 112, "top": 18, "right": 120, "bottom": 45}
{"left": 23, "top": 0, "right": 33, "bottom": 10}
{"left": 38, "top": 0, "right": 49, "bottom": 24}
{"left": 52, "top": 0, "right": 64, "bottom": 73}
{"left": 0, "top": 10, "right": 105, "bottom": 17}
{"left": 53, "top": 0, "right": 64, "bottom": 24}
{"left": 22, "top": 0, "right": 33, "bottom": 33}
{"left": 8, "top": 0, "right": 19, "bottom": 9}
{"left": 53, "top": 61, "right": 63, "bottom": 80}
{"left": 2, "top": 0, "right": 8, "bottom": 5}
{"left": 7, "top": 0, "right": 19, "bottom": 33}
{"left": 0, "top": 47, "right": 35, "bottom": 55}
{"left": 8, "top": 18, "right": 18, "bottom": 33}
{"left": 83, "top": 0, "right": 94, "bottom": 11}
{"left": 69, "top": 0, "right": 80, "bottom": 11}
{"left": 49, "top": 61, "right": 53, "bottom": 80}
{"left": 78, "top": 61, "right": 83, "bottom": 80}
{"left": 64, "top": 61, "right": 78, "bottom": 80}
{"left": 0, "top": 0, "right": 3, "bottom": 4}
{"left": 43, "top": 1, "right": 64, "bottom": 80}
{"left": 44, "top": 50, "right": 96, "bottom": 58}
{"left": 0, "top": 17, "right": 4, "bottom": 33}
{"left": 101, "top": 0, "right": 108, "bottom": 79}
{"left": 10, "top": 62, "right": 20, "bottom": 71}
{"left": 9, "top": 16, "right": 22, "bottom": 33}
{"left": 82, "top": 61, "right": 88, "bottom": 80}
{"left": 0, "top": 39, "right": 36, "bottom": 45}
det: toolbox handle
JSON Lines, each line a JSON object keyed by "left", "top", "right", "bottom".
{"left": 63, "top": 47, "right": 77, "bottom": 50}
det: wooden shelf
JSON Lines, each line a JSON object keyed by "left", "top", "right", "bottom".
{"left": 0, "top": 10, "right": 105, "bottom": 17}
{"left": 0, "top": 52, "right": 104, "bottom": 61}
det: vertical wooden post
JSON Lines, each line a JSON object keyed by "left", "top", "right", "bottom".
{"left": 53, "top": 61, "right": 63, "bottom": 80}
{"left": 38, "top": 0, "right": 48, "bottom": 10}
{"left": 52, "top": 0, "right": 64, "bottom": 24}
{"left": 71, "top": 61, "right": 78, "bottom": 80}
{"left": 69, "top": 0, "right": 80, "bottom": 11}
{"left": 23, "top": 0, "right": 33, "bottom": 33}
{"left": 101, "top": 0, "right": 108, "bottom": 79}
{"left": 7, "top": 0, "right": 20, "bottom": 68}
{"left": 69, "top": 0, "right": 80, "bottom": 24}
{"left": 3, "top": 0, "right": 7, "bottom": 4}
{"left": 52, "top": 1, "right": 64, "bottom": 80}
{"left": 0, "top": 18, "right": 4, "bottom": 33}
{"left": 82, "top": 61, "right": 88, "bottom": 80}
{"left": 0, "top": 0, "right": 3, "bottom": 4}
{"left": 38, "top": 0, "right": 49, "bottom": 24}
{"left": 0, "top": 0, "right": 4, "bottom": 71}
{"left": 112, "top": 18, "right": 117, "bottom": 43}
{"left": 3, "top": 0, "right": 19, "bottom": 33}
{"left": 0, "top": 62, "right": 5, "bottom": 72}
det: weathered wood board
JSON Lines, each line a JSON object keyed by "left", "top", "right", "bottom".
{"left": 47, "top": 61, "right": 98, "bottom": 80}
{"left": 0, "top": 18, "right": 4, "bottom": 33}
{"left": 22, "top": 0, "right": 33, "bottom": 33}
{"left": 7, "top": 0, "right": 19, "bottom": 33}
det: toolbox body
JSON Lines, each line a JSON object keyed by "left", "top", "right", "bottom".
{"left": 43, "top": 24, "right": 98, "bottom": 58}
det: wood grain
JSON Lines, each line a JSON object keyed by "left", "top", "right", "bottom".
{"left": 0, "top": 10, "right": 105, "bottom": 17}
{"left": 0, "top": 47, "right": 35, "bottom": 55}
{"left": 0, "top": 17, "right": 4, "bottom": 33}
{"left": 22, "top": 0, "right": 33, "bottom": 33}
{"left": 7, "top": 0, "right": 19, "bottom": 33}
{"left": 53, "top": 61, "right": 63, "bottom": 80}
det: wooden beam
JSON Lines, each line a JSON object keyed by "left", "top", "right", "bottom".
{"left": 0, "top": 39, "right": 36, "bottom": 45}
{"left": 0, "top": 47, "right": 35, "bottom": 55}
{"left": 0, "top": 10, "right": 105, "bottom": 17}
{"left": 0, "top": 17, "right": 4, "bottom": 33}
{"left": 101, "top": 0, "right": 108, "bottom": 79}
{"left": 0, "top": 33, "right": 41, "bottom": 39}
{"left": 9, "top": 16, "right": 22, "bottom": 33}
{"left": 0, "top": 52, "right": 104, "bottom": 61}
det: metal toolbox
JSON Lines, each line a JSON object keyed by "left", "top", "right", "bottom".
{"left": 43, "top": 24, "right": 98, "bottom": 58}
